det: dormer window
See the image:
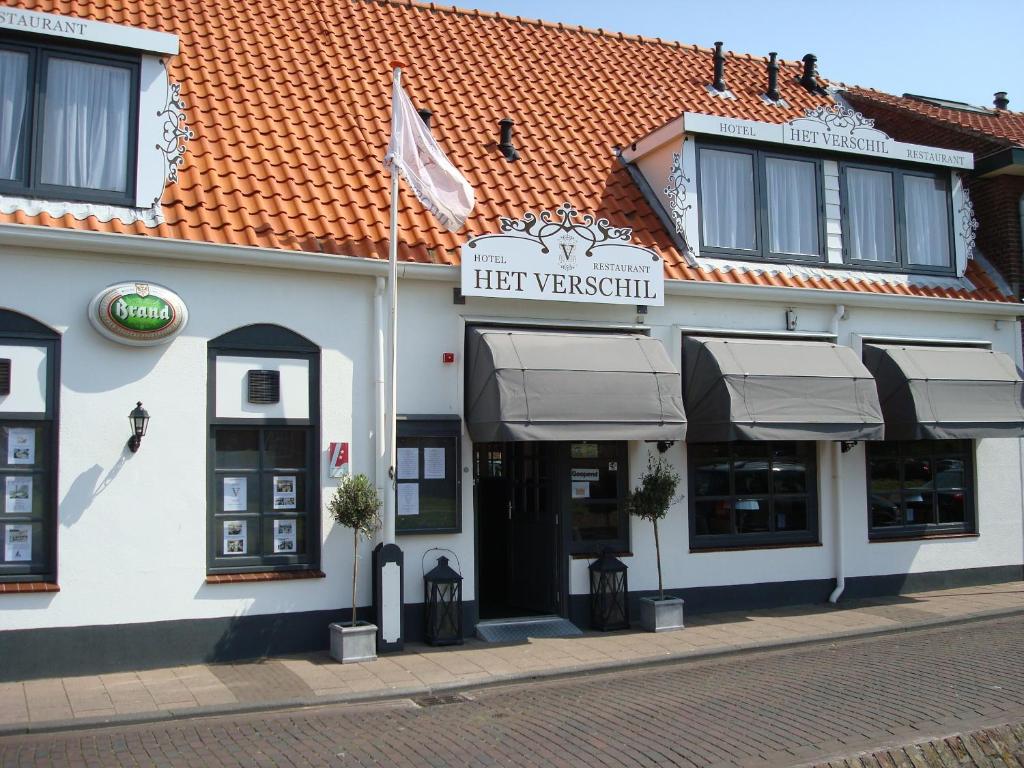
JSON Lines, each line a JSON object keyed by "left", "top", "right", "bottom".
{"left": 696, "top": 143, "right": 824, "bottom": 262}
{"left": 841, "top": 162, "right": 952, "bottom": 272}
{"left": 0, "top": 40, "right": 139, "bottom": 206}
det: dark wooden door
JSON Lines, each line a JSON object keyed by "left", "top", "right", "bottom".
{"left": 507, "top": 442, "right": 559, "bottom": 615}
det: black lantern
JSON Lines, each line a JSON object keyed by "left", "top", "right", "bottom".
{"left": 128, "top": 401, "right": 150, "bottom": 453}
{"left": 424, "top": 555, "right": 463, "bottom": 646}
{"left": 589, "top": 550, "right": 629, "bottom": 631}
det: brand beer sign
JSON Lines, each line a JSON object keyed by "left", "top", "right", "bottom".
{"left": 88, "top": 282, "right": 188, "bottom": 346}
{"left": 460, "top": 203, "right": 665, "bottom": 306}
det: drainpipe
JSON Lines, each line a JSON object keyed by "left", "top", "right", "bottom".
{"left": 374, "top": 277, "right": 388, "bottom": 532}
{"left": 829, "top": 304, "right": 847, "bottom": 604}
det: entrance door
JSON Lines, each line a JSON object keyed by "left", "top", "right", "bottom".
{"left": 475, "top": 442, "right": 560, "bottom": 619}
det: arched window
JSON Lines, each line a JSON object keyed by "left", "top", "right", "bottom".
{"left": 0, "top": 309, "right": 60, "bottom": 583}
{"left": 207, "top": 325, "right": 320, "bottom": 574}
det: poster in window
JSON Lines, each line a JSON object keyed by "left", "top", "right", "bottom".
{"left": 223, "top": 477, "right": 247, "bottom": 511}
{"left": 273, "top": 519, "right": 296, "bottom": 553}
{"left": 397, "top": 447, "right": 419, "bottom": 480}
{"left": 423, "top": 447, "right": 445, "bottom": 480}
{"left": 4, "top": 524, "right": 30, "bottom": 561}
{"left": 397, "top": 483, "right": 420, "bottom": 516}
{"left": 223, "top": 520, "right": 247, "bottom": 555}
{"left": 6, "top": 428, "right": 35, "bottom": 465}
{"left": 570, "top": 443, "right": 598, "bottom": 459}
{"left": 273, "top": 476, "right": 296, "bottom": 510}
{"left": 4, "top": 476, "right": 32, "bottom": 514}
{"left": 571, "top": 481, "right": 590, "bottom": 499}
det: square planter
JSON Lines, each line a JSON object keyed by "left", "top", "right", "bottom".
{"left": 639, "top": 596, "right": 684, "bottom": 632}
{"left": 329, "top": 621, "right": 378, "bottom": 663}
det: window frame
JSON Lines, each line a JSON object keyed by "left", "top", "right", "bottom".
{"left": 0, "top": 34, "right": 141, "bottom": 206}
{"left": 206, "top": 325, "right": 321, "bottom": 576}
{"left": 395, "top": 415, "right": 462, "bottom": 536}
{"left": 865, "top": 439, "right": 977, "bottom": 540}
{"left": 563, "top": 441, "right": 630, "bottom": 556}
{"left": 839, "top": 159, "right": 956, "bottom": 276}
{"left": 695, "top": 140, "right": 827, "bottom": 265}
{"left": 0, "top": 310, "right": 60, "bottom": 584}
{"left": 687, "top": 441, "right": 820, "bottom": 551}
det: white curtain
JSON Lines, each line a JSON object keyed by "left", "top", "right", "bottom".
{"left": 700, "top": 149, "right": 756, "bottom": 250}
{"left": 0, "top": 50, "right": 28, "bottom": 181}
{"left": 40, "top": 58, "right": 130, "bottom": 193}
{"left": 846, "top": 168, "right": 896, "bottom": 262}
{"left": 766, "top": 157, "right": 819, "bottom": 256}
{"left": 904, "top": 175, "right": 951, "bottom": 267}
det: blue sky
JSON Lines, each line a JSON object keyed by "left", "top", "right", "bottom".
{"left": 462, "top": 0, "right": 1023, "bottom": 110}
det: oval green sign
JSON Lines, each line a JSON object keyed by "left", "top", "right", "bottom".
{"left": 88, "top": 282, "right": 188, "bottom": 346}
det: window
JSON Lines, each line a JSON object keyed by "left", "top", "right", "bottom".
{"left": 689, "top": 442, "right": 818, "bottom": 549}
{"left": 396, "top": 417, "right": 461, "bottom": 535}
{"left": 0, "top": 37, "right": 139, "bottom": 205}
{"left": 208, "top": 325, "right": 320, "bottom": 574}
{"left": 0, "top": 310, "right": 59, "bottom": 583}
{"left": 841, "top": 162, "right": 953, "bottom": 273}
{"left": 697, "top": 143, "right": 824, "bottom": 262}
{"left": 567, "top": 441, "right": 629, "bottom": 554}
{"left": 867, "top": 440, "right": 975, "bottom": 539}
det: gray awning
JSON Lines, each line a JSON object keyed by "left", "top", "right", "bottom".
{"left": 683, "top": 336, "right": 884, "bottom": 442}
{"left": 465, "top": 327, "right": 686, "bottom": 442}
{"left": 863, "top": 344, "right": 1024, "bottom": 439}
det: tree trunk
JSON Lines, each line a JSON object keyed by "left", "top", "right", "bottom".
{"left": 351, "top": 528, "right": 359, "bottom": 627}
{"left": 653, "top": 518, "right": 664, "bottom": 600}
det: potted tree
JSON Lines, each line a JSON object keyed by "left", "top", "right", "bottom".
{"left": 627, "top": 452, "right": 684, "bottom": 632}
{"left": 327, "top": 474, "right": 382, "bottom": 663}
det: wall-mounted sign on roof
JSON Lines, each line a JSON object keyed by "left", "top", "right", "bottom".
{"left": 88, "top": 282, "right": 188, "bottom": 346}
{"left": 460, "top": 203, "right": 665, "bottom": 306}
{"left": 683, "top": 105, "right": 974, "bottom": 169}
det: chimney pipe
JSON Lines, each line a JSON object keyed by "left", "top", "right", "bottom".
{"left": 712, "top": 41, "right": 727, "bottom": 92}
{"left": 418, "top": 107, "right": 433, "bottom": 127}
{"left": 498, "top": 118, "right": 519, "bottom": 162}
{"left": 766, "top": 52, "right": 780, "bottom": 101}
{"left": 800, "top": 53, "right": 819, "bottom": 92}
{"left": 994, "top": 92, "right": 1009, "bottom": 110}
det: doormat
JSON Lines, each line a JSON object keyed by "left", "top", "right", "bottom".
{"left": 475, "top": 616, "right": 583, "bottom": 643}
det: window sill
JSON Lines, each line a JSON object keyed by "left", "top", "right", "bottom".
{"left": 0, "top": 582, "right": 60, "bottom": 594}
{"left": 690, "top": 541, "right": 822, "bottom": 554}
{"left": 869, "top": 532, "right": 978, "bottom": 543}
{"left": 571, "top": 551, "right": 633, "bottom": 560}
{"left": 205, "top": 570, "right": 326, "bottom": 584}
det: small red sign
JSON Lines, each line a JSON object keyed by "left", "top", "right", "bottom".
{"left": 328, "top": 442, "right": 350, "bottom": 478}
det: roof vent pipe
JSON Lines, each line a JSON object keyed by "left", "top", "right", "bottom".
{"left": 418, "top": 108, "right": 433, "bottom": 127}
{"left": 994, "top": 92, "right": 1009, "bottom": 110}
{"left": 766, "top": 52, "right": 780, "bottom": 101}
{"left": 498, "top": 118, "right": 519, "bottom": 162}
{"left": 712, "top": 41, "right": 727, "bottom": 92}
{"left": 800, "top": 53, "right": 819, "bottom": 92}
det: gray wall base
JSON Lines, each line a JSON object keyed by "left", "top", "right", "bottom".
{"left": 0, "top": 601, "right": 477, "bottom": 682}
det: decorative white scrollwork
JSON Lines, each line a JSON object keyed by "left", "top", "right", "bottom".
{"left": 155, "top": 63, "right": 194, "bottom": 191}
{"left": 957, "top": 173, "right": 979, "bottom": 260}
{"left": 788, "top": 104, "right": 890, "bottom": 140}
{"left": 498, "top": 202, "right": 640, "bottom": 258}
{"left": 663, "top": 152, "right": 693, "bottom": 254}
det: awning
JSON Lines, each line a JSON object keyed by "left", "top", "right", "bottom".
{"left": 465, "top": 327, "right": 686, "bottom": 442}
{"left": 682, "top": 336, "right": 884, "bottom": 442}
{"left": 863, "top": 344, "right": 1024, "bottom": 439}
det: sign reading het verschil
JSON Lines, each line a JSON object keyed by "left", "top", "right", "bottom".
{"left": 460, "top": 203, "right": 665, "bottom": 306}
{"left": 88, "top": 282, "right": 188, "bottom": 346}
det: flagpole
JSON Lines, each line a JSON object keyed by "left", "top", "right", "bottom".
{"left": 383, "top": 61, "right": 404, "bottom": 546}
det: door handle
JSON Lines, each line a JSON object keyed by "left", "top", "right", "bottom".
{"left": 507, "top": 500, "right": 513, "bottom": 520}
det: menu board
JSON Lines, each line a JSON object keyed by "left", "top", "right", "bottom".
{"left": 395, "top": 418, "right": 461, "bottom": 534}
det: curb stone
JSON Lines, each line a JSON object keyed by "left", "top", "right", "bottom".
{"left": 1, "top": 603, "right": 1021, "bottom": 738}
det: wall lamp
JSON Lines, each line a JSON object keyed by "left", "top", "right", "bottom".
{"left": 128, "top": 401, "right": 150, "bottom": 453}
{"left": 840, "top": 440, "right": 859, "bottom": 453}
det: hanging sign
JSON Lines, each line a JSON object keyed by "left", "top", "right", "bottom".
{"left": 88, "top": 282, "right": 188, "bottom": 346}
{"left": 461, "top": 202, "right": 664, "bottom": 306}
{"left": 328, "top": 442, "right": 350, "bottom": 478}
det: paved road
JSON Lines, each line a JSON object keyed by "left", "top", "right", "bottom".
{"left": 3, "top": 615, "right": 1024, "bottom": 767}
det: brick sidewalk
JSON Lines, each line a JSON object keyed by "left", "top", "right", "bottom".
{"left": 2, "top": 580, "right": 1023, "bottom": 735}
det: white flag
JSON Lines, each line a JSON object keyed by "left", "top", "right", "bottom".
{"left": 383, "top": 79, "right": 474, "bottom": 232}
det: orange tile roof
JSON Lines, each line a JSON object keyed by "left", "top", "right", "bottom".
{"left": 1, "top": 0, "right": 1014, "bottom": 303}
{"left": 843, "top": 87, "right": 1024, "bottom": 149}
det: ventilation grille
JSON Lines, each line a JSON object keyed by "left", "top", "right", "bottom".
{"left": 0, "top": 359, "right": 9, "bottom": 396}
{"left": 247, "top": 370, "right": 280, "bottom": 404}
